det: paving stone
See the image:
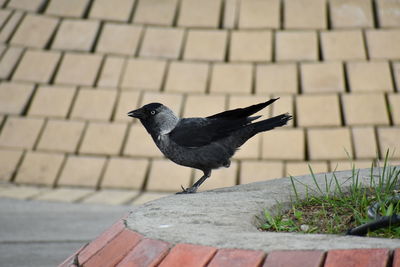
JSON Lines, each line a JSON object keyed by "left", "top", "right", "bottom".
{"left": 114, "top": 91, "right": 140, "bottom": 122}
{"left": 329, "top": 0, "right": 374, "bottom": 28}
{"left": 96, "top": 23, "right": 142, "bottom": 56}
{"left": 141, "top": 91, "right": 184, "bottom": 115}
{"left": 376, "top": 0, "right": 400, "bottom": 27}
{"left": 195, "top": 161, "right": 238, "bottom": 191}
{"left": 140, "top": 27, "right": 184, "bottom": 59}
{"left": 238, "top": 0, "right": 280, "bottom": 29}
{"left": 388, "top": 93, "right": 400, "bottom": 125}
{"left": 271, "top": 94, "right": 294, "bottom": 126}
{"left": 0, "top": 82, "right": 34, "bottom": 115}
{"left": 262, "top": 129, "right": 305, "bottom": 160}
{"left": 0, "top": 10, "right": 12, "bottom": 30}
{"left": 10, "top": 14, "right": 58, "bottom": 48}
{"left": 366, "top": 29, "right": 400, "bottom": 59}
{"left": 210, "top": 63, "right": 252, "bottom": 93}
{"left": 183, "top": 30, "right": 228, "bottom": 62}
{"left": 131, "top": 192, "right": 170, "bottom": 205}
{"left": 52, "top": 19, "right": 100, "bottom": 51}
{"left": 393, "top": 248, "right": 400, "bottom": 267}
{"left": 296, "top": 94, "right": 341, "bottom": 127}
{"left": 70, "top": 88, "right": 117, "bottom": 121}
{"left": 178, "top": 0, "right": 222, "bottom": 28}
{"left": 0, "top": 149, "right": 23, "bottom": 182}
{"left": 97, "top": 56, "right": 126, "bottom": 88}
{"left": 79, "top": 122, "right": 127, "bottom": 155}
{"left": 89, "top": 0, "right": 136, "bottom": 22}
{"left": 256, "top": 63, "right": 298, "bottom": 94}
{"left": 0, "top": 117, "right": 44, "bottom": 149}
{"left": 377, "top": 127, "right": 400, "bottom": 159}
{"left": 230, "top": 30, "right": 272, "bottom": 62}
{"left": 15, "top": 151, "right": 64, "bottom": 185}
{"left": 284, "top": 0, "right": 326, "bottom": 29}
{"left": 329, "top": 160, "right": 373, "bottom": 172}
{"left": 121, "top": 58, "right": 166, "bottom": 90}
{"left": 158, "top": 243, "right": 217, "bottom": 267}
{"left": 55, "top": 53, "right": 103, "bottom": 86}
{"left": 7, "top": 0, "right": 46, "bottom": 11}
{"left": 263, "top": 250, "right": 325, "bottom": 267}
{"left": 0, "top": 185, "right": 45, "bottom": 199}
{"left": 183, "top": 94, "right": 226, "bottom": 117}
{"left": 82, "top": 189, "right": 138, "bottom": 205}
{"left": 325, "top": 249, "right": 389, "bottom": 267}
{"left": 102, "top": 157, "right": 149, "bottom": 189}
{"left": 223, "top": 0, "right": 239, "bottom": 29}
{"left": 308, "top": 128, "right": 353, "bottom": 160}
{"left": 146, "top": 159, "right": 192, "bottom": 192}
{"left": 58, "top": 155, "right": 106, "bottom": 187}
{"left": 352, "top": 127, "right": 378, "bottom": 159}
{"left": 275, "top": 31, "right": 318, "bottom": 61}
{"left": 34, "top": 187, "right": 94, "bottom": 202}
{"left": 286, "top": 161, "right": 329, "bottom": 177}
{"left": 28, "top": 85, "right": 76, "bottom": 118}
{"left": 165, "top": 61, "right": 209, "bottom": 93}
{"left": 37, "top": 119, "right": 85, "bottom": 153}
{"left": 208, "top": 248, "right": 265, "bottom": 267}
{"left": 124, "top": 124, "right": 163, "bottom": 157}
{"left": 347, "top": 61, "right": 393, "bottom": 92}
{"left": 301, "top": 62, "right": 345, "bottom": 93}
{"left": 342, "top": 93, "right": 389, "bottom": 125}
{"left": 46, "top": 0, "right": 90, "bottom": 18}
{"left": 13, "top": 50, "right": 61, "bottom": 83}
{"left": 0, "top": 47, "right": 23, "bottom": 79}
{"left": 321, "top": 30, "right": 366, "bottom": 60}
{"left": 0, "top": 11, "right": 23, "bottom": 42}
{"left": 240, "top": 160, "right": 284, "bottom": 184}
{"left": 133, "top": 0, "right": 178, "bottom": 26}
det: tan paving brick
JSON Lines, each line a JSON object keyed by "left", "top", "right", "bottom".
{"left": 96, "top": 23, "right": 142, "bottom": 55}
{"left": 15, "top": 151, "right": 64, "bottom": 185}
{"left": 210, "top": 63, "right": 252, "bottom": 93}
{"left": 238, "top": 0, "right": 280, "bottom": 29}
{"left": 256, "top": 63, "right": 298, "bottom": 94}
{"left": 296, "top": 94, "right": 342, "bottom": 127}
{"left": 102, "top": 157, "right": 149, "bottom": 189}
{"left": 70, "top": 88, "right": 117, "bottom": 121}
{"left": 121, "top": 58, "right": 166, "bottom": 90}
{"left": 13, "top": 50, "right": 61, "bottom": 83}
{"left": 0, "top": 82, "right": 34, "bottom": 115}
{"left": 230, "top": 30, "right": 272, "bottom": 62}
{"left": 178, "top": 0, "right": 222, "bottom": 28}
{"left": 223, "top": 0, "right": 239, "bottom": 29}
{"left": 146, "top": 159, "right": 192, "bottom": 191}
{"left": 141, "top": 91, "right": 184, "bottom": 115}
{"left": 89, "top": 0, "right": 135, "bottom": 22}
{"left": 284, "top": 0, "right": 326, "bottom": 29}
{"left": 165, "top": 61, "right": 209, "bottom": 93}
{"left": 347, "top": 61, "right": 393, "bottom": 92}
{"left": 140, "top": 27, "right": 184, "bottom": 59}
{"left": 308, "top": 128, "right": 353, "bottom": 160}
{"left": 196, "top": 161, "right": 238, "bottom": 191}
{"left": 52, "top": 19, "right": 100, "bottom": 52}
{"left": 321, "top": 30, "right": 366, "bottom": 60}
{"left": 351, "top": 126, "right": 378, "bottom": 159}
{"left": 377, "top": 127, "right": 400, "bottom": 158}
{"left": 366, "top": 29, "right": 400, "bottom": 59}
{"left": 262, "top": 129, "right": 305, "bottom": 160}
{"left": 286, "top": 161, "right": 329, "bottom": 177}
{"left": 275, "top": 31, "right": 318, "bottom": 61}
{"left": 34, "top": 187, "right": 94, "bottom": 202}
{"left": 114, "top": 90, "right": 141, "bottom": 122}
{"left": 376, "top": 0, "right": 400, "bottom": 27}
{"left": 183, "top": 30, "right": 228, "bottom": 61}
{"left": 0, "top": 117, "right": 44, "bottom": 149}
{"left": 97, "top": 56, "right": 125, "bottom": 88}
{"left": 131, "top": 192, "right": 170, "bottom": 205}
{"left": 7, "top": 0, "right": 46, "bottom": 11}
{"left": 46, "top": 0, "right": 90, "bottom": 18}
{"left": 0, "top": 185, "right": 46, "bottom": 199}
{"left": 240, "top": 160, "right": 284, "bottom": 184}
{"left": 0, "top": 10, "right": 12, "bottom": 30}
{"left": 394, "top": 63, "right": 400, "bottom": 91}
{"left": 388, "top": 93, "right": 400, "bottom": 125}
{"left": 58, "top": 155, "right": 106, "bottom": 187}
{"left": 342, "top": 93, "right": 389, "bottom": 125}
{"left": 330, "top": 160, "right": 373, "bottom": 171}
{"left": 0, "top": 149, "right": 23, "bottom": 181}
{"left": 82, "top": 189, "right": 138, "bottom": 205}
{"left": 28, "top": 85, "right": 76, "bottom": 118}
{"left": 183, "top": 94, "right": 226, "bottom": 117}
{"left": 55, "top": 53, "right": 103, "bottom": 86}
{"left": 0, "top": 47, "right": 23, "bottom": 79}
{"left": 37, "top": 119, "right": 85, "bottom": 153}
{"left": 133, "top": 0, "right": 177, "bottom": 26}
{"left": 301, "top": 62, "right": 345, "bottom": 93}
{"left": 10, "top": 14, "right": 58, "bottom": 48}
{"left": 271, "top": 94, "right": 294, "bottom": 126}
{"left": 123, "top": 124, "right": 163, "bottom": 157}
{"left": 0, "top": 11, "right": 23, "bottom": 43}
{"left": 329, "top": 0, "right": 374, "bottom": 28}
{"left": 79, "top": 122, "right": 127, "bottom": 155}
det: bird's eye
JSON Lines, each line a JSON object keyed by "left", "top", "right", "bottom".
{"left": 150, "top": 110, "right": 156, "bottom": 115}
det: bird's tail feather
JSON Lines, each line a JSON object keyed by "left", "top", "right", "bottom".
{"left": 252, "top": 113, "right": 292, "bottom": 134}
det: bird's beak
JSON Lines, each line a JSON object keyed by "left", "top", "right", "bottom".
{"left": 128, "top": 108, "right": 145, "bottom": 119}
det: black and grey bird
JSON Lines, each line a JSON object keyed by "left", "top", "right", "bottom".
{"left": 128, "top": 98, "right": 292, "bottom": 194}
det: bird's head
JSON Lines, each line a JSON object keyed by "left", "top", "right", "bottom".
{"left": 128, "top": 103, "right": 179, "bottom": 136}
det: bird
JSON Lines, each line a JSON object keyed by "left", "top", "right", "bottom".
{"left": 128, "top": 98, "right": 292, "bottom": 194}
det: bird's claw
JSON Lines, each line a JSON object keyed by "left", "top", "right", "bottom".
{"left": 176, "top": 185, "right": 197, "bottom": 194}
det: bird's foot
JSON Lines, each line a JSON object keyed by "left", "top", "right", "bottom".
{"left": 176, "top": 185, "right": 197, "bottom": 194}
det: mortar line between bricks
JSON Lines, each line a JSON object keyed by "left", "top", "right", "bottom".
{"left": 139, "top": 158, "right": 153, "bottom": 193}
{"left": 348, "top": 126, "right": 357, "bottom": 161}
{"left": 251, "top": 63, "right": 256, "bottom": 95}
{"left": 159, "top": 60, "right": 170, "bottom": 92}
{"left": 50, "top": 151, "right": 68, "bottom": 188}
{"left": 5, "top": 46, "right": 25, "bottom": 81}
{"left": 82, "top": 0, "right": 95, "bottom": 19}
{"left": 44, "top": 18, "right": 62, "bottom": 51}
{"left": 172, "top": 0, "right": 182, "bottom": 27}
{"left": 271, "top": 29, "right": 276, "bottom": 63}
{"left": 20, "top": 83, "right": 38, "bottom": 116}
{"left": 134, "top": 25, "right": 147, "bottom": 58}
{"left": 342, "top": 62, "right": 351, "bottom": 93}
{"left": 317, "top": 31, "right": 323, "bottom": 61}
{"left": 389, "top": 61, "right": 398, "bottom": 94}
{"left": 326, "top": 0, "right": 332, "bottom": 30}
{"left": 338, "top": 92, "right": 346, "bottom": 127}
{"left": 224, "top": 29, "right": 231, "bottom": 63}
{"left": 90, "top": 20, "right": 104, "bottom": 54}
{"left": 279, "top": 0, "right": 284, "bottom": 30}
{"left": 118, "top": 119, "right": 132, "bottom": 157}
{"left": 74, "top": 120, "right": 89, "bottom": 155}
{"left": 32, "top": 116, "right": 48, "bottom": 151}
{"left": 65, "top": 84, "right": 79, "bottom": 120}
{"left": 0, "top": 7, "right": 14, "bottom": 32}
{"left": 9, "top": 148, "right": 26, "bottom": 183}
{"left": 48, "top": 51, "right": 64, "bottom": 85}
{"left": 95, "top": 155, "right": 109, "bottom": 190}
{"left": 37, "top": 0, "right": 50, "bottom": 14}
{"left": 361, "top": 29, "right": 370, "bottom": 61}
{"left": 218, "top": 0, "right": 225, "bottom": 30}
{"left": 371, "top": 0, "right": 380, "bottom": 29}
{"left": 127, "top": 0, "right": 139, "bottom": 23}
{"left": 178, "top": 29, "right": 188, "bottom": 61}
{"left": 384, "top": 92, "right": 394, "bottom": 127}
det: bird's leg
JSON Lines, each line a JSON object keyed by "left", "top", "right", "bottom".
{"left": 176, "top": 170, "right": 211, "bottom": 194}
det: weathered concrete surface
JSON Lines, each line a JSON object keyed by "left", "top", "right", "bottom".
{"left": 127, "top": 167, "right": 400, "bottom": 252}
